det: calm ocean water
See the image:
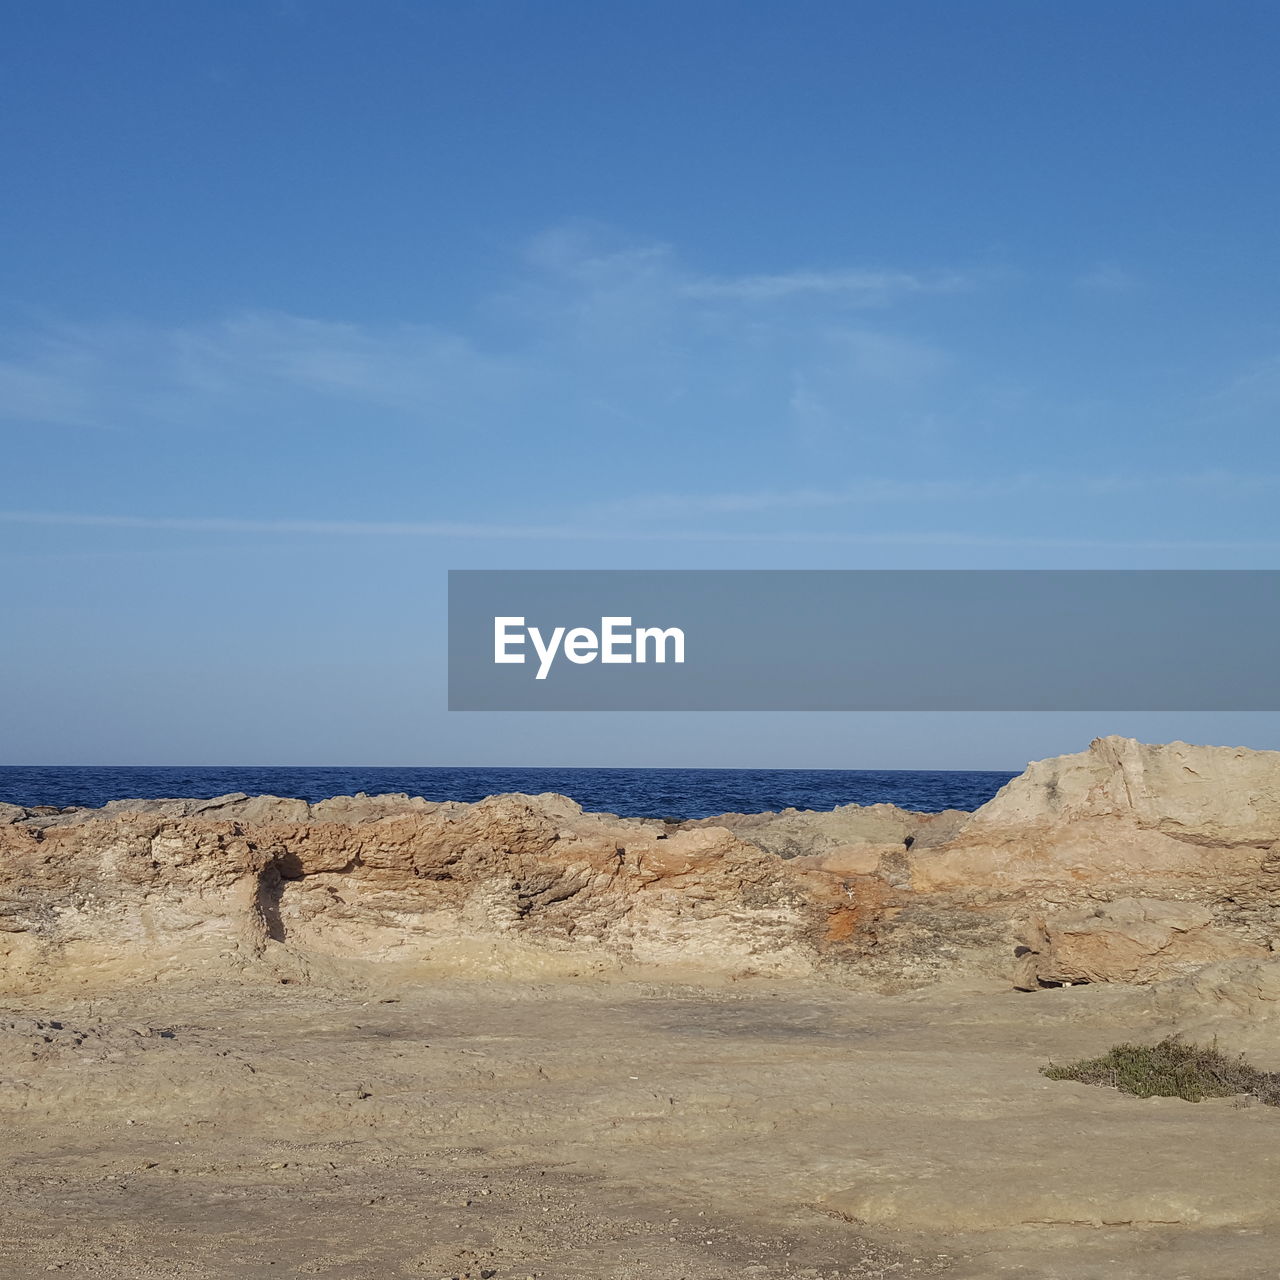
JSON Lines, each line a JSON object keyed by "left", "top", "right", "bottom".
{"left": 0, "top": 766, "right": 1016, "bottom": 820}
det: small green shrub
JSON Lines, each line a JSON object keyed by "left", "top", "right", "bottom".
{"left": 1042, "top": 1037, "right": 1280, "bottom": 1106}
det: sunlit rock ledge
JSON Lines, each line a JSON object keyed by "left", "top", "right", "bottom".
{"left": 2, "top": 737, "right": 1277, "bottom": 1005}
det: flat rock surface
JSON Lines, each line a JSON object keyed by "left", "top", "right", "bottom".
{"left": 1, "top": 975, "right": 1276, "bottom": 1279}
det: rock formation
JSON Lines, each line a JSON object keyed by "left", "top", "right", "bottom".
{"left": 1146, "top": 955, "right": 1280, "bottom": 1069}
{"left": 0, "top": 791, "right": 863, "bottom": 989}
{"left": 1010, "top": 898, "right": 1267, "bottom": 990}
{"left": 917, "top": 738, "right": 1280, "bottom": 988}
{"left": 1, "top": 736, "right": 1277, "bottom": 994}
{"left": 682, "top": 802, "right": 968, "bottom": 863}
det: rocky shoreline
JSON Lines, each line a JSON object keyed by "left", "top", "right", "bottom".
{"left": 4, "top": 736, "right": 1280, "bottom": 1277}
{"left": 3, "top": 736, "right": 1278, "bottom": 1005}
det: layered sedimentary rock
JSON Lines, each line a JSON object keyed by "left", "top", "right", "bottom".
{"left": 965, "top": 735, "right": 1280, "bottom": 843}
{"left": 1010, "top": 898, "right": 1267, "bottom": 990}
{"left": 920, "top": 738, "right": 1280, "bottom": 988}
{"left": 1, "top": 737, "right": 1278, "bottom": 992}
{"left": 0, "top": 791, "right": 867, "bottom": 989}
{"left": 1142, "top": 955, "right": 1280, "bottom": 1070}
{"left": 683, "top": 802, "right": 968, "bottom": 865}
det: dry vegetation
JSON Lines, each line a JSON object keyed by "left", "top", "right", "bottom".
{"left": 1043, "top": 1037, "right": 1280, "bottom": 1105}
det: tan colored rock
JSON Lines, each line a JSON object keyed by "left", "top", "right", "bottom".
{"left": 1014, "top": 898, "right": 1267, "bottom": 986}
{"left": 788, "top": 843, "right": 887, "bottom": 876}
{"left": 910, "top": 735, "right": 1280, "bottom": 895}
{"left": 2, "top": 737, "right": 1279, "bottom": 992}
{"left": 970, "top": 735, "right": 1280, "bottom": 844}
{"left": 906, "top": 738, "right": 1280, "bottom": 987}
{"left": 683, "top": 802, "right": 963, "bottom": 860}
{"left": 309, "top": 791, "right": 439, "bottom": 823}
{"left": 23, "top": 790, "right": 441, "bottom": 829}
{"left": 0, "top": 792, "right": 870, "bottom": 989}
{"left": 1146, "top": 956, "right": 1280, "bottom": 1070}
{"left": 910, "top": 816, "right": 1245, "bottom": 893}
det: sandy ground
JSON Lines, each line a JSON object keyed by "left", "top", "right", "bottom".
{"left": 1, "top": 974, "right": 1277, "bottom": 1279}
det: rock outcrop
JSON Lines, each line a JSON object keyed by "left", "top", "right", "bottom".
{"left": 967, "top": 736, "right": 1280, "bottom": 844}
{"left": 0, "top": 791, "right": 871, "bottom": 990}
{"left": 1, "top": 737, "right": 1278, "bottom": 993}
{"left": 1011, "top": 898, "right": 1268, "bottom": 989}
{"left": 683, "top": 802, "right": 967, "bottom": 866}
{"left": 908, "top": 737, "right": 1280, "bottom": 986}
{"left": 1146, "top": 955, "right": 1280, "bottom": 1070}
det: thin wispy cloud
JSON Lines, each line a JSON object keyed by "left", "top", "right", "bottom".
{"left": 1196, "top": 352, "right": 1280, "bottom": 424}
{"left": 682, "top": 267, "right": 971, "bottom": 304}
{"left": 0, "top": 352, "right": 108, "bottom": 429}
{"left": 0, "top": 313, "right": 520, "bottom": 432}
{"left": 589, "top": 471, "right": 1280, "bottom": 520}
{"left": 3, "top": 222, "right": 1276, "bottom": 569}
{"left": 1073, "top": 263, "right": 1140, "bottom": 293}
{"left": 590, "top": 478, "right": 1021, "bottom": 518}
{"left": 0, "top": 511, "right": 583, "bottom": 538}
{"left": 0, "top": 226, "right": 972, "bottom": 436}
{"left": 517, "top": 225, "right": 973, "bottom": 306}
{"left": 830, "top": 327, "right": 953, "bottom": 382}
{"left": 4, "top": 507, "right": 1280, "bottom": 553}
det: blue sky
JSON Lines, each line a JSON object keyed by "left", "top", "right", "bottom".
{"left": 2, "top": 1, "right": 1279, "bottom": 768}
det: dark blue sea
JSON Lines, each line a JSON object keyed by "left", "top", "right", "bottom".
{"left": 0, "top": 766, "right": 1015, "bottom": 820}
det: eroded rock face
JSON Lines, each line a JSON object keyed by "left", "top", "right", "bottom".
{"left": 1, "top": 736, "right": 1278, "bottom": 993}
{"left": 0, "top": 792, "right": 874, "bottom": 989}
{"left": 906, "top": 737, "right": 1280, "bottom": 984}
{"left": 683, "top": 803, "right": 967, "bottom": 862}
{"left": 1012, "top": 898, "right": 1268, "bottom": 989}
{"left": 19, "top": 791, "right": 440, "bottom": 830}
{"left": 966, "top": 736, "right": 1280, "bottom": 844}
{"left": 1146, "top": 956, "right": 1280, "bottom": 1070}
